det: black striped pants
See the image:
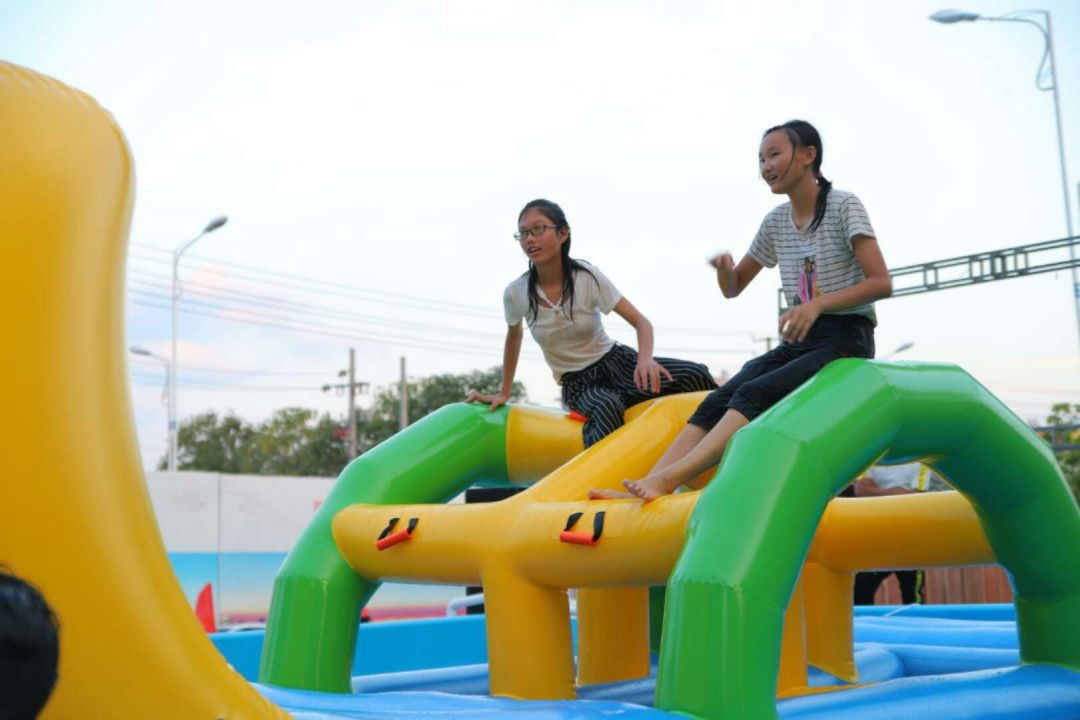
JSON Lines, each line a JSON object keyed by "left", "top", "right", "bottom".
{"left": 560, "top": 344, "right": 717, "bottom": 448}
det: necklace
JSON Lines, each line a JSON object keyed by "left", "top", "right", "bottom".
{"left": 536, "top": 285, "right": 563, "bottom": 308}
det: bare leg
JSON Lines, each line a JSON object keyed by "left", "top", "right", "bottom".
{"left": 649, "top": 424, "right": 707, "bottom": 473}
{"left": 588, "top": 425, "right": 707, "bottom": 500}
{"left": 623, "top": 410, "right": 749, "bottom": 501}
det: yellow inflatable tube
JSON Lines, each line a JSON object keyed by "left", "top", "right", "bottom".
{"left": 336, "top": 408, "right": 999, "bottom": 702}
{"left": 0, "top": 62, "right": 287, "bottom": 719}
{"left": 803, "top": 490, "right": 993, "bottom": 682}
{"left": 334, "top": 393, "right": 707, "bottom": 698}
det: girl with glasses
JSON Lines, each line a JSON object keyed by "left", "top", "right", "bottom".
{"left": 609, "top": 120, "right": 892, "bottom": 501}
{"left": 465, "top": 198, "right": 717, "bottom": 448}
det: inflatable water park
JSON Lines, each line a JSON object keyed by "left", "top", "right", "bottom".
{"left": 4, "top": 61, "right": 1080, "bottom": 719}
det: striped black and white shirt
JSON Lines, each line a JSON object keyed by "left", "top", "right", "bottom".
{"left": 749, "top": 189, "right": 878, "bottom": 324}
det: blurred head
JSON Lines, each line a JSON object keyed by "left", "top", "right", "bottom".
{"left": 0, "top": 570, "right": 59, "bottom": 720}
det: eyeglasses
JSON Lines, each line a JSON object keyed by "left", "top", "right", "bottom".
{"left": 514, "top": 224, "right": 559, "bottom": 242}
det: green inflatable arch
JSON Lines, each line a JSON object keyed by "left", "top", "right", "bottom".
{"left": 656, "top": 360, "right": 1080, "bottom": 719}
{"left": 259, "top": 404, "right": 511, "bottom": 692}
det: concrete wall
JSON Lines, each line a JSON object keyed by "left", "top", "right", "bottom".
{"left": 145, "top": 471, "right": 334, "bottom": 553}
{"left": 146, "top": 471, "right": 459, "bottom": 624}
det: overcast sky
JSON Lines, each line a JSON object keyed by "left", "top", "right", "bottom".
{"left": 4, "top": 0, "right": 1080, "bottom": 469}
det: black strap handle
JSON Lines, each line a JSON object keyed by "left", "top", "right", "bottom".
{"left": 377, "top": 517, "right": 400, "bottom": 541}
{"left": 591, "top": 511, "right": 606, "bottom": 543}
{"left": 563, "top": 512, "right": 584, "bottom": 532}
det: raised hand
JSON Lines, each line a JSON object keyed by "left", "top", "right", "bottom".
{"left": 709, "top": 253, "right": 737, "bottom": 295}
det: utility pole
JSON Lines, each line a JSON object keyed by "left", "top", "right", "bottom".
{"left": 399, "top": 356, "right": 408, "bottom": 431}
{"left": 347, "top": 348, "right": 357, "bottom": 459}
{"left": 322, "top": 347, "right": 368, "bottom": 459}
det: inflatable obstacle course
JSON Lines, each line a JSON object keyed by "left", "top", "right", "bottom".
{"left": 5, "top": 59, "right": 1080, "bottom": 720}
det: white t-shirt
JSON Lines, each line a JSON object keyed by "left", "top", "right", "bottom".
{"left": 749, "top": 189, "right": 878, "bottom": 324}
{"left": 866, "top": 463, "right": 948, "bottom": 492}
{"left": 503, "top": 262, "right": 622, "bottom": 382}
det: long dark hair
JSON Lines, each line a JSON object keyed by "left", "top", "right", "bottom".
{"left": 763, "top": 120, "right": 831, "bottom": 233}
{"left": 518, "top": 199, "right": 597, "bottom": 326}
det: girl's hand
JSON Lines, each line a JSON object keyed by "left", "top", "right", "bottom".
{"left": 708, "top": 253, "right": 737, "bottom": 295}
{"left": 634, "top": 357, "right": 673, "bottom": 394}
{"left": 853, "top": 476, "right": 879, "bottom": 497}
{"left": 778, "top": 299, "right": 823, "bottom": 343}
{"left": 465, "top": 389, "right": 509, "bottom": 411}
{"left": 708, "top": 253, "right": 734, "bottom": 271}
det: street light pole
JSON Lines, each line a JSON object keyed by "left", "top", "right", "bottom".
{"left": 931, "top": 8, "right": 1078, "bottom": 347}
{"left": 129, "top": 346, "right": 171, "bottom": 460}
{"left": 1044, "top": 11, "right": 1077, "bottom": 256}
{"left": 170, "top": 215, "right": 228, "bottom": 475}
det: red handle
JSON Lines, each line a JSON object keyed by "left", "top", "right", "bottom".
{"left": 376, "top": 528, "right": 413, "bottom": 550}
{"left": 559, "top": 530, "right": 599, "bottom": 546}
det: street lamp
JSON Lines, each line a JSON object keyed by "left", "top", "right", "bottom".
{"left": 130, "top": 345, "right": 171, "bottom": 467}
{"left": 129, "top": 345, "right": 171, "bottom": 404}
{"left": 928, "top": 9, "right": 979, "bottom": 23}
{"left": 882, "top": 341, "right": 915, "bottom": 360}
{"left": 930, "top": 8, "right": 1078, "bottom": 347}
{"left": 170, "top": 215, "right": 228, "bottom": 474}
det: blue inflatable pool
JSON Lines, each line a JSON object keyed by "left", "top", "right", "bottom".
{"left": 211, "top": 604, "right": 1080, "bottom": 719}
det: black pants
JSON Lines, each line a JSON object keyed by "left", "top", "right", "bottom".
{"left": 560, "top": 344, "right": 717, "bottom": 447}
{"left": 688, "top": 314, "right": 875, "bottom": 430}
{"left": 855, "top": 570, "right": 924, "bottom": 605}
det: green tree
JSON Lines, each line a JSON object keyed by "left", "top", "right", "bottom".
{"left": 163, "top": 411, "right": 255, "bottom": 473}
{"left": 163, "top": 407, "right": 348, "bottom": 476}
{"left": 246, "top": 407, "right": 350, "bottom": 477}
{"left": 358, "top": 367, "right": 527, "bottom": 451}
{"left": 161, "top": 368, "right": 527, "bottom": 475}
{"left": 1042, "top": 403, "right": 1080, "bottom": 503}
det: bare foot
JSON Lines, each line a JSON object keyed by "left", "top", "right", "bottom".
{"left": 588, "top": 488, "right": 636, "bottom": 500}
{"left": 622, "top": 473, "right": 678, "bottom": 502}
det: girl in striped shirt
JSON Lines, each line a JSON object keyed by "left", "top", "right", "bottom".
{"left": 614, "top": 120, "right": 892, "bottom": 501}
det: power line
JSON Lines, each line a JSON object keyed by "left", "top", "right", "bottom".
{"left": 130, "top": 373, "right": 323, "bottom": 392}
{"left": 127, "top": 297, "right": 550, "bottom": 360}
{"left": 131, "top": 273, "right": 759, "bottom": 353}
{"left": 127, "top": 271, "right": 509, "bottom": 342}
{"left": 129, "top": 246, "right": 500, "bottom": 318}
{"left": 128, "top": 289, "right": 758, "bottom": 358}
{"left": 129, "top": 356, "right": 334, "bottom": 377}
{"left": 128, "top": 289, "right": 517, "bottom": 356}
{"left": 127, "top": 244, "right": 760, "bottom": 338}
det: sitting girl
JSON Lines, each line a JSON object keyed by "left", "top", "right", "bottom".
{"left": 614, "top": 120, "right": 892, "bottom": 500}
{"left": 466, "top": 198, "right": 717, "bottom": 447}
